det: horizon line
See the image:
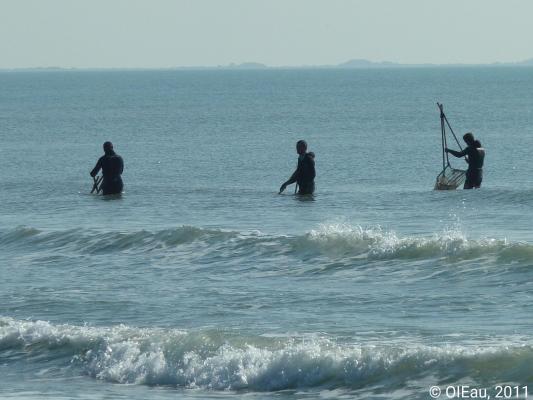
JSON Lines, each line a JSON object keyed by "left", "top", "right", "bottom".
{"left": 2, "top": 57, "right": 533, "bottom": 71}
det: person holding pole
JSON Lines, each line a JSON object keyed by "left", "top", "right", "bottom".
{"left": 90, "top": 141, "right": 124, "bottom": 195}
{"left": 446, "top": 133, "right": 485, "bottom": 189}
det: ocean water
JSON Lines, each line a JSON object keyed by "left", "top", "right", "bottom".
{"left": 1, "top": 68, "right": 533, "bottom": 399}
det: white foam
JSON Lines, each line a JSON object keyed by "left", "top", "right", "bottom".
{"left": 1, "top": 317, "right": 532, "bottom": 391}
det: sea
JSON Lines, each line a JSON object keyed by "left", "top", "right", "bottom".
{"left": 1, "top": 68, "right": 533, "bottom": 399}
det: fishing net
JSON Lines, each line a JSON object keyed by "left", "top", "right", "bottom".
{"left": 434, "top": 166, "right": 466, "bottom": 190}
{"left": 433, "top": 103, "right": 466, "bottom": 191}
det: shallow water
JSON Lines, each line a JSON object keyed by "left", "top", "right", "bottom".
{"left": 1, "top": 68, "right": 533, "bottom": 399}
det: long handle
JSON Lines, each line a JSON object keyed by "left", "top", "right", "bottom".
{"left": 437, "top": 102, "right": 463, "bottom": 152}
{"left": 91, "top": 176, "right": 103, "bottom": 194}
{"left": 438, "top": 103, "right": 448, "bottom": 170}
{"left": 437, "top": 103, "right": 465, "bottom": 164}
{"left": 96, "top": 176, "right": 103, "bottom": 194}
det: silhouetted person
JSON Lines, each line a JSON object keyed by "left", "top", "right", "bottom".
{"left": 279, "top": 140, "right": 316, "bottom": 195}
{"left": 446, "top": 132, "right": 485, "bottom": 189}
{"left": 90, "top": 141, "right": 124, "bottom": 195}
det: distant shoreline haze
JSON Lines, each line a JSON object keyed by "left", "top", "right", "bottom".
{"left": 2, "top": 58, "right": 533, "bottom": 71}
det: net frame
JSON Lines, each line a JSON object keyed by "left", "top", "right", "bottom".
{"left": 434, "top": 165, "right": 466, "bottom": 190}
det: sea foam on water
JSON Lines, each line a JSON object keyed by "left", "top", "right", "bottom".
{"left": 2, "top": 317, "right": 532, "bottom": 391}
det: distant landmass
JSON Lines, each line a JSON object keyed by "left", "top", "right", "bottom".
{"left": 501, "top": 58, "right": 533, "bottom": 66}
{"left": 336, "top": 58, "right": 533, "bottom": 68}
{"left": 2, "top": 58, "right": 533, "bottom": 71}
{"left": 225, "top": 62, "right": 268, "bottom": 69}
{"left": 211, "top": 58, "right": 533, "bottom": 69}
{"left": 337, "top": 59, "right": 399, "bottom": 68}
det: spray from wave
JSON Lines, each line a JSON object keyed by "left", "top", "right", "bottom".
{"left": 301, "top": 224, "right": 531, "bottom": 262}
{"left": 1, "top": 317, "right": 531, "bottom": 391}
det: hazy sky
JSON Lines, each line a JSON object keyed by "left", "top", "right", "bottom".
{"left": 1, "top": 0, "right": 532, "bottom": 68}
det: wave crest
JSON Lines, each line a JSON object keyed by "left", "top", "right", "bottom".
{"left": 300, "top": 224, "right": 526, "bottom": 262}
{"left": 1, "top": 224, "right": 533, "bottom": 263}
{"left": 1, "top": 317, "right": 532, "bottom": 391}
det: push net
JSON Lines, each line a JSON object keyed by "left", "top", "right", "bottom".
{"left": 434, "top": 103, "right": 466, "bottom": 191}
{"left": 434, "top": 166, "right": 466, "bottom": 190}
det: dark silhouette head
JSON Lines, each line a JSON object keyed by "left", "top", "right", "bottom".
{"left": 474, "top": 140, "right": 482, "bottom": 148}
{"left": 463, "top": 132, "right": 475, "bottom": 146}
{"left": 296, "top": 140, "right": 307, "bottom": 155}
{"left": 103, "top": 141, "right": 114, "bottom": 155}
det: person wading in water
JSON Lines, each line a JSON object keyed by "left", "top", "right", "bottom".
{"left": 90, "top": 141, "right": 124, "bottom": 195}
{"left": 279, "top": 140, "right": 316, "bottom": 195}
{"left": 446, "top": 132, "right": 485, "bottom": 189}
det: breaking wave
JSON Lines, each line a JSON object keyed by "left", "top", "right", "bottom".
{"left": 1, "top": 224, "right": 532, "bottom": 264}
{"left": 1, "top": 317, "right": 531, "bottom": 391}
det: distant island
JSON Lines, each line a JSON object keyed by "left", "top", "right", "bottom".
{"left": 2, "top": 58, "right": 533, "bottom": 71}
{"left": 335, "top": 58, "right": 533, "bottom": 68}
{"left": 222, "top": 58, "right": 533, "bottom": 69}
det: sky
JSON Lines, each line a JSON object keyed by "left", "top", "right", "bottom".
{"left": 1, "top": 0, "right": 533, "bottom": 68}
